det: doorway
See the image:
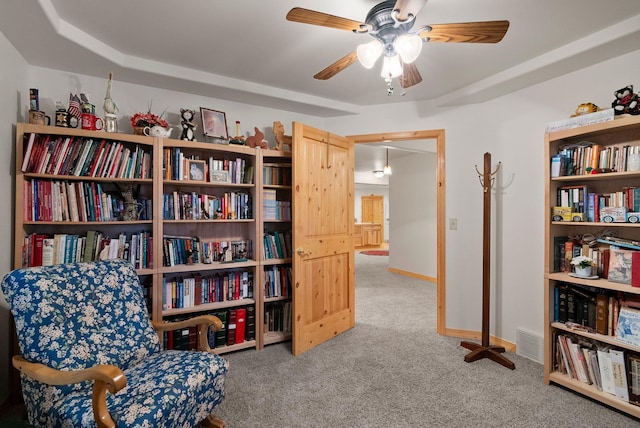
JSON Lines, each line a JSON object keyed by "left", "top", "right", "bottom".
{"left": 348, "top": 130, "right": 445, "bottom": 335}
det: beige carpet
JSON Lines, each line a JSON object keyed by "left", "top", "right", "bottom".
{"left": 214, "top": 253, "right": 638, "bottom": 427}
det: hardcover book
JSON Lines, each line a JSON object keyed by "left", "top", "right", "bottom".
{"left": 608, "top": 248, "right": 634, "bottom": 284}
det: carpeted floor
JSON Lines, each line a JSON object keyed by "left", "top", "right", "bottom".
{"left": 214, "top": 253, "right": 639, "bottom": 427}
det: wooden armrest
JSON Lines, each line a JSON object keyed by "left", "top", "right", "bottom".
{"left": 152, "top": 315, "right": 223, "bottom": 352}
{"left": 12, "top": 355, "right": 126, "bottom": 428}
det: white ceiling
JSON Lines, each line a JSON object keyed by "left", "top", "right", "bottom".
{"left": 2, "top": 0, "right": 640, "bottom": 178}
{"left": 2, "top": 0, "right": 640, "bottom": 118}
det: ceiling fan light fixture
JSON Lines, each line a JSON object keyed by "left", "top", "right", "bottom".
{"left": 373, "top": 170, "right": 385, "bottom": 178}
{"left": 394, "top": 33, "right": 423, "bottom": 63}
{"left": 380, "top": 55, "right": 403, "bottom": 78}
{"left": 356, "top": 40, "right": 383, "bottom": 69}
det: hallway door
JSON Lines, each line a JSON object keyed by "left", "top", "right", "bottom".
{"left": 292, "top": 122, "right": 355, "bottom": 355}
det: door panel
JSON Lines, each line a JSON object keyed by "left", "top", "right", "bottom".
{"left": 292, "top": 122, "right": 355, "bottom": 355}
{"left": 361, "top": 194, "right": 384, "bottom": 243}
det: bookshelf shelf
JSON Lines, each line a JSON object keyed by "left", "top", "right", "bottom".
{"left": 548, "top": 372, "right": 640, "bottom": 418}
{"left": 544, "top": 114, "right": 640, "bottom": 414}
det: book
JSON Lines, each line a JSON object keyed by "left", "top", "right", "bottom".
{"left": 595, "top": 293, "right": 609, "bottom": 335}
{"left": 21, "top": 133, "right": 37, "bottom": 172}
{"left": 615, "top": 306, "right": 640, "bottom": 347}
{"left": 608, "top": 248, "right": 634, "bottom": 284}
{"left": 610, "top": 349, "right": 630, "bottom": 402}
{"left": 632, "top": 251, "right": 640, "bottom": 288}
{"left": 235, "top": 307, "right": 246, "bottom": 345}
{"left": 598, "top": 348, "right": 616, "bottom": 395}
{"left": 626, "top": 352, "right": 640, "bottom": 406}
{"left": 226, "top": 309, "right": 237, "bottom": 346}
{"left": 245, "top": 305, "right": 255, "bottom": 341}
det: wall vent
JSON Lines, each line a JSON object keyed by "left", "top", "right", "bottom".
{"left": 516, "top": 328, "right": 544, "bottom": 363}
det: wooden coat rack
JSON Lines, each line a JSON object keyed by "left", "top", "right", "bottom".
{"left": 460, "top": 152, "right": 515, "bottom": 370}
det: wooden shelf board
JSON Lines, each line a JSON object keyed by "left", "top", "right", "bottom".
{"left": 549, "top": 372, "right": 640, "bottom": 417}
{"left": 163, "top": 298, "right": 256, "bottom": 316}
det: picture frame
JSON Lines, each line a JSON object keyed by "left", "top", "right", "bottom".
{"left": 210, "top": 170, "right": 230, "bottom": 183}
{"left": 200, "top": 107, "right": 228, "bottom": 139}
{"left": 187, "top": 159, "right": 206, "bottom": 182}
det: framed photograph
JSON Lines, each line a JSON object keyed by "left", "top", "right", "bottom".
{"left": 187, "top": 159, "right": 206, "bottom": 182}
{"left": 211, "top": 170, "right": 230, "bottom": 183}
{"left": 200, "top": 107, "right": 228, "bottom": 139}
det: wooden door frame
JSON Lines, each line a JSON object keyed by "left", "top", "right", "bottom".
{"left": 347, "top": 130, "right": 446, "bottom": 335}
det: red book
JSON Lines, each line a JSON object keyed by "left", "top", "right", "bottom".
{"left": 632, "top": 252, "right": 640, "bottom": 288}
{"left": 235, "top": 308, "right": 246, "bottom": 344}
{"left": 32, "top": 233, "right": 46, "bottom": 267}
{"left": 226, "top": 309, "right": 237, "bottom": 346}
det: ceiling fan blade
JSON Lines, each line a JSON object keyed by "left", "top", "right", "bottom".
{"left": 419, "top": 20, "right": 510, "bottom": 43}
{"left": 393, "top": 0, "right": 428, "bottom": 22}
{"left": 286, "top": 8, "right": 367, "bottom": 32}
{"left": 314, "top": 51, "right": 359, "bottom": 80}
{"left": 400, "top": 62, "right": 422, "bottom": 88}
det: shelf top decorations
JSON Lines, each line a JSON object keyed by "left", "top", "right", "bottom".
{"left": 130, "top": 105, "right": 169, "bottom": 136}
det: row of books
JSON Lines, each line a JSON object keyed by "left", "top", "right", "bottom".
{"left": 263, "top": 189, "right": 291, "bottom": 221}
{"left": 554, "top": 282, "right": 640, "bottom": 341}
{"left": 264, "top": 301, "right": 292, "bottom": 334}
{"left": 163, "top": 270, "right": 253, "bottom": 309}
{"left": 263, "top": 231, "right": 292, "bottom": 259}
{"left": 21, "top": 133, "right": 152, "bottom": 179}
{"left": 262, "top": 164, "right": 291, "bottom": 186}
{"left": 24, "top": 179, "right": 152, "bottom": 222}
{"left": 552, "top": 140, "right": 639, "bottom": 177}
{"left": 556, "top": 185, "right": 640, "bottom": 219}
{"left": 163, "top": 190, "right": 252, "bottom": 220}
{"left": 264, "top": 265, "right": 292, "bottom": 299}
{"left": 554, "top": 236, "right": 640, "bottom": 286}
{"left": 554, "top": 332, "right": 640, "bottom": 406}
{"left": 163, "top": 307, "right": 256, "bottom": 350}
{"left": 22, "top": 231, "right": 152, "bottom": 269}
{"left": 164, "top": 147, "right": 253, "bottom": 184}
{"left": 162, "top": 236, "right": 252, "bottom": 267}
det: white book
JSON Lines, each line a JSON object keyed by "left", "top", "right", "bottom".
{"left": 597, "top": 349, "right": 616, "bottom": 395}
{"left": 610, "top": 349, "right": 629, "bottom": 402}
{"left": 21, "top": 132, "right": 37, "bottom": 172}
{"left": 42, "top": 238, "right": 54, "bottom": 266}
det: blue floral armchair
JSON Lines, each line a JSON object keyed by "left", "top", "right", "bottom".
{"left": 1, "top": 259, "right": 228, "bottom": 428}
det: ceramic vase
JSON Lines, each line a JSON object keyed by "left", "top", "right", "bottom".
{"left": 575, "top": 266, "right": 592, "bottom": 277}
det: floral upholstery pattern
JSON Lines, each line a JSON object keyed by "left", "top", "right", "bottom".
{"left": 2, "top": 259, "right": 228, "bottom": 427}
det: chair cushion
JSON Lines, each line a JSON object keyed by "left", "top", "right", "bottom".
{"left": 1, "top": 259, "right": 161, "bottom": 376}
{"left": 22, "top": 350, "right": 229, "bottom": 427}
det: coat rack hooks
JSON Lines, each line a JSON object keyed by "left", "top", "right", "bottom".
{"left": 475, "top": 161, "right": 501, "bottom": 192}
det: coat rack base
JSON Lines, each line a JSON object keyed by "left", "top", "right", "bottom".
{"left": 460, "top": 341, "right": 515, "bottom": 370}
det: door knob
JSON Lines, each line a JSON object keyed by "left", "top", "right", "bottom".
{"left": 296, "top": 247, "right": 311, "bottom": 256}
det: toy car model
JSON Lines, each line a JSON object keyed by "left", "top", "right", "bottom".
{"left": 600, "top": 206, "right": 628, "bottom": 223}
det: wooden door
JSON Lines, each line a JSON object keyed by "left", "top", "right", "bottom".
{"left": 361, "top": 194, "right": 384, "bottom": 243}
{"left": 292, "top": 122, "right": 355, "bottom": 355}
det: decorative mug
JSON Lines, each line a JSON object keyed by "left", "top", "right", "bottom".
{"left": 55, "top": 110, "right": 78, "bottom": 128}
{"left": 81, "top": 113, "right": 104, "bottom": 131}
{"left": 28, "top": 110, "right": 51, "bottom": 126}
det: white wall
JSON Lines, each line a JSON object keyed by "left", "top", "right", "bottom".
{"left": 389, "top": 152, "right": 437, "bottom": 278}
{"left": 326, "top": 48, "right": 640, "bottom": 342}
{"left": 0, "top": 31, "right": 29, "bottom": 404}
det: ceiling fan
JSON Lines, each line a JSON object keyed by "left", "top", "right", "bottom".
{"left": 286, "top": 0, "right": 509, "bottom": 90}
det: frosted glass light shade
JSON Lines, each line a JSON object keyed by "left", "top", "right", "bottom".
{"left": 380, "top": 55, "right": 403, "bottom": 78}
{"left": 383, "top": 164, "right": 392, "bottom": 175}
{"left": 394, "top": 33, "right": 422, "bottom": 63}
{"left": 356, "top": 40, "right": 384, "bottom": 69}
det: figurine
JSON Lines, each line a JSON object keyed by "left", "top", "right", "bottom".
{"left": 273, "top": 121, "right": 292, "bottom": 151}
{"left": 103, "top": 72, "right": 118, "bottom": 116}
{"left": 245, "top": 127, "right": 268, "bottom": 148}
{"left": 180, "top": 108, "right": 197, "bottom": 141}
{"left": 612, "top": 85, "right": 639, "bottom": 115}
{"left": 229, "top": 120, "right": 246, "bottom": 145}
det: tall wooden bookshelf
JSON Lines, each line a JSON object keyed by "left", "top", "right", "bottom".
{"left": 544, "top": 114, "right": 640, "bottom": 417}
{"left": 13, "top": 123, "right": 294, "bottom": 354}
{"left": 259, "top": 150, "right": 293, "bottom": 347}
